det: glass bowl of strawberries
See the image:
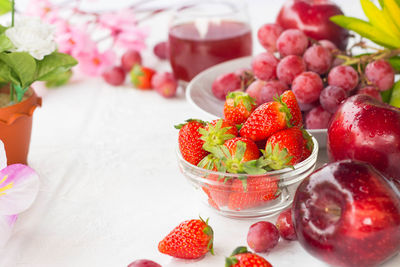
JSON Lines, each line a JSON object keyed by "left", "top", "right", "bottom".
{"left": 176, "top": 91, "right": 319, "bottom": 218}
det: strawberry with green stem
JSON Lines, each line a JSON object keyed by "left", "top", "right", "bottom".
{"left": 199, "top": 119, "right": 238, "bottom": 152}
{"left": 158, "top": 217, "right": 214, "bottom": 259}
{"left": 175, "top": 119, "right": 209, "bottom": 166}
{"left": 224, "top": 91, "right": 257, "bottom": 125}
{"left": 198, "top": 154, "right": 231, "bottom": 209}
{"left": 130, "top": 64, "right": 156, "bottom": 89}
{"left": 239, "top": 97, "right": 293, "bottom": 141}
{"left": 225, "top": 246, "right": 273, "bottom": 267}
{"left": 281, "top": 90, "right": 303, "bottom": 127}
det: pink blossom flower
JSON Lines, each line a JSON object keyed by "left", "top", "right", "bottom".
{"left": 114, "top": 26, "right": 148, "bottom": 51}
{"left": 0, "top": 140, "right": 40, "bottom": 247}
{"left": 25, "top": 0, "right": 57, "bottom": 20}
{"left": 55, "top": 24, "right": 97, "bottom": 56}
{"left": 99, "top": 9, "right": 147, "bottom": 51}
{"left": 76, "top": 49, "right": 116, "bottom": 77}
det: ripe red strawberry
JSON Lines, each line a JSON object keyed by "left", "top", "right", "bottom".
{"left": 224, "top": 91, "right": 257, "bottom": 125}
{"left": 281, "top": 90, "right": 303, "bottom": 127}
{"left": 130, "top": 65, "right": 156, "bottom": 89}
{"left": 199, "top": 119, "right": 238, "bottom": 152}
{"left": 210, "top": 137, "right": 264, "bottom": 174}
{"left": 225, "top": 247, "right": 272, "bottom": 267}
{"left": 198, "top": 154, "right": 232, "bottom": 208}
{"left": 175, "top": 119, "right": 209, "bottom": 165}
{"left": 265, "top": 126, "right": 305, "bottom": 169}
{"left": 228, "top": 176, "right": 279, "bottom": 211}
{"left": 239, "top": 100, "right": 291, "bottom": 141}
{"left": 158, "top": 218, "right": 214, "bottom": 259}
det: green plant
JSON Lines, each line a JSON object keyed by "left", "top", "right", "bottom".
{"left": 330, "top": 0, "right": 400, "bottom": 107}
{"left": 0, "top": 0, "right": 77, "bottom": 104}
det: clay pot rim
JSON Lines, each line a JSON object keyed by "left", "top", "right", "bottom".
{"left": 0, "top": 87, "right": 42, "bottom": 125}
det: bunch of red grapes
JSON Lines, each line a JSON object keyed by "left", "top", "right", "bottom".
{"left": 212, "top": 23, "right": 396, "bottom": 129}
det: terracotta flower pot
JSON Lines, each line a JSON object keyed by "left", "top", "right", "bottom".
{"left": 0, "top": 86, "right": 42, "bottom": 165}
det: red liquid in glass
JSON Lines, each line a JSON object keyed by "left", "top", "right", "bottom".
{"left": 168, "top": 20, "right": 252, "bottom": 82}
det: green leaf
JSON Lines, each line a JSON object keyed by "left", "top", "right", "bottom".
{"left": 0, "top": 33, "right": 13, "bottom": 52}
{"left": 0, "top": 25, "right": 8, "bottom": 34}
{"left": 388, "top": 56, "right": 400, "bottom": 72}
{"left": 381, "top": 87, "right": 393, "bottom": 103}
{"left": 389, "top": 80, "right": 400, "bottom": 108}
{"left": 45, "top": 69, "right": 73, "bottom": 88}
{"left": 360, "top": 0, "right": 400, "bottom": 38}
{"left": 330, "top": 15, "right": 400, "bottom": 48}
{"left": 0, "top": 0, "right": 11, "bottom": 15}
{"left": 0, "top": 52, "right": 36, "bottom": 88}
{"left": 0, "top": 60, "right": 19, "bottom": 85}
{"left": 382, "top": 0, "right": 400, "bottom": 34}
{"left": 35, "top": 52, "right": 78, "bottom": 81}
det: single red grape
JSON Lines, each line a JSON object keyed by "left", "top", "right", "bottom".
{"left": 276, "top": 29, "right": 309, "bottom": 57}
{"left": 127, "top": 259, "right": 162, "bottom": 267}
{"left": 365, "top": 59, "right": 395, "bottom": 91}
{"left": 292, "top": 71, "right": 323, "bottom": 104}
{"left": 276, "top": 209, "right": 297, "bottom": 241}
{"left": 357, "top": 86, "right": 383, "bottom": 102}
{"left": 303, "top": 44, "right": 332, "bottom": 74}
{"left": 328, "top": 65, "right": 359, "bottom": 92}
{"left": 102, "top": 66, "right": 126, "bottom": 86}
{"left": 121, "top": 50, "right": 142, "bottom": 72}
{"left": 247, "top": 221, "right": 280, "bottom": 253}
{"left": 318, "top": 39, "right": 338, "bottom": 52}
{"left": 251, "top": 52, "right": 279, "bottom": 81}
{"left": 212, "top": 72, "right": 242, "bottom": 100}
{"left": 246, "top": 80, "right": 288, "bottom": 106}
{"left": 257, "top": 23, "right": 283, "bottom": 52}
{"left": 305, "top": 105, "right": 332, "bottom": 129}
{"left": 298, "top": 100, "right": 319, "bottom": 112}
{"left": 151, "top": 72, "right": 178, "bottom": 98}
{"left": 276, "top": 55, "right": 306, "bottom": 85}
{"left": 153, "top": 41, "right": 168, "bottom": 60}
{"left": 319, "top": 85, "right": 347, "bottom": 114}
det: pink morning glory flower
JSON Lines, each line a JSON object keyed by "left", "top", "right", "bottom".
{"left": 0, "top": 140, "right": 40, "bottom": 247}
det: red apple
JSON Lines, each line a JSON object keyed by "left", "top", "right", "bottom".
{"left": 327, "top": 94, "right": 400, "bottom": 182}
{"left": 276, "top": 0, "right": 349, "bottom": 50}
{"left": 293, "top": 160, "right": 400, "bottom": 267}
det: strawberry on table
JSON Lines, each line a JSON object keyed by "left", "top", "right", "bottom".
{"left": 175, "top": 119, "right": 209, "bottom": 166}
{"left": 158, "top": 218, "right": 214, "bottom": 259}
{"left": 224, "top": 91, "right": 257, "bottom": 125}
{"left": 225, "top": 246, "right": 273, "bottom": 267}
{"left": 199, "top": 119, "right": 238, "bottom": 152}
{"left": 265, "top": 126, "right": 306, "bottom": 169}
{"left": 281, "top": 90, "right": 303, "bottom": 127}
{"left": 130, "top": 64, "right": 156, "bottom": 89}
{"left": 239, "top": 99, "right": 292, "bottom": 141}
{"left": 228, "top": 175, "right": 279, "bottom": 211}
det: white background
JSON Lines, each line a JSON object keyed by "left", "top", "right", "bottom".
{"left": 1, "top": 1, "right": 399, "bottom": 267}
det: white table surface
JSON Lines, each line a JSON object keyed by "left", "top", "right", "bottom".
{"left": 1, "top": 0, "right": 399, "bottom": 266}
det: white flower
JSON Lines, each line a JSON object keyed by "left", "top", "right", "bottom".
{"left": 5, "top": 17, "right": 57, "bottom": 60}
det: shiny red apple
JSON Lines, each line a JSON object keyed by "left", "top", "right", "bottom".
{"left": 276, "top": 0, "right": 349, "bottom": 50}
{"left": 293, "top": 160, "right": 400, "bottom": 267}
{"left": 327, "top": 94, "right": 400, "bottom": 182}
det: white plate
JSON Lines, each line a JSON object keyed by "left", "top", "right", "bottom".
{"left": 186, "top": 56, "right": 328, "bottom": 148}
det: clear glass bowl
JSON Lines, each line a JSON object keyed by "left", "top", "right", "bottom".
{"left": 177, "top": 136, "right": 319, "bottom": 219}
